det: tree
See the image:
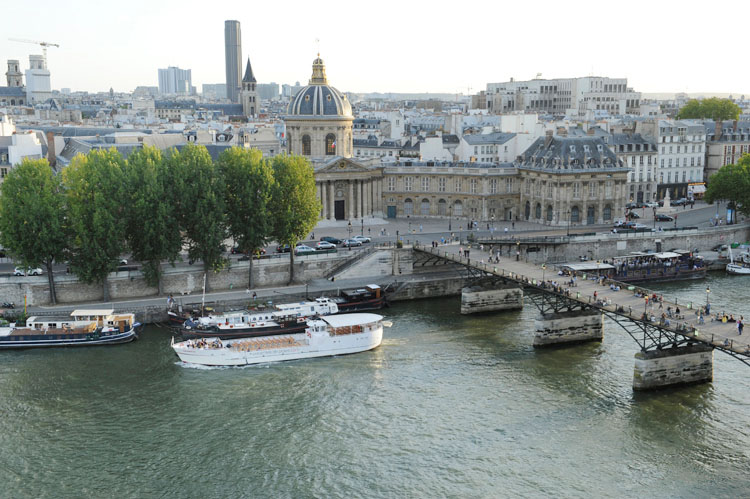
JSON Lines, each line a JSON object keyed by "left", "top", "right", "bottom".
{"left": 677, "top": 98, "right": 741, "bottom": 121}
{"left": 0, "top": 158, "right": 68, "bottom": 304}
{"left": 166, "top": 144, "right": 227, "bottom": 281}
{"left": 217, "top": 147, "right": 274, "bottom": 289}
{"left": 269, "top": 154, "right": 320, "bottom": 284}
{"left": 705, "top": 154, "right": 750, "bottom": 223}
{"left": 122, "top": 145, "right": 182, "bottom": 294}
{"left": 63, "top": 149, "right": 127, "bottom": 301}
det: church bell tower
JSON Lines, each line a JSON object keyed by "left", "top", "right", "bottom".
{"left": 241, "top": 58, "right": 257, "bottom": 117}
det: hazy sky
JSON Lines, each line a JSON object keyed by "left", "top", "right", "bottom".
{"left": 2, "top": 0, "right": 748, "bottom": 96}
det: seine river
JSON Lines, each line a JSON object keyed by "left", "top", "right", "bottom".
{"left": 1, "top": 273, "right": 749, "bottom": 498}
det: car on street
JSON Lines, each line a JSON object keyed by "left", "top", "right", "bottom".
{"left": 655, "top": 213, "right": 674, "bottom": 222}
{"left": 320, "top": 236, "right": 343, "bottom": 245}
{"left": 276, "top": 244, "right": 291, "bottom": 253}
{"left": 342, "top": 239, "right": 362, "bottom": 247}
{"left": 671, "top": 198, "right": 688, "bottom": 206}
{"left": 645, "top": 201, "right": 659, "bottom": 208}
{"left": 13, "top": 266, "right": 43, "bottom": 276}
{"left": 631, "top": 223, "right": 653, "bottom": 232}
{"left": 316, "top": 241, "right": 337, "bottom": 250}
{"left": 294, "top": 245, "right": 316, "bottom": 255}
{"left": 626, "top": 211, "right": 641, "bottom": 219}
{"left": 351, "top": 235, "right": 371, "bottom": 243}
{"left": 613, "top": 220, "right": 636, "bottom": 230}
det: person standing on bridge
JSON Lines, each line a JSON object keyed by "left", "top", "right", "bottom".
{"left": 504, "top": 227, "right": 508, "bottom": 235}
{"left": 738, "top": 317, "right": 744, "bottom": 335}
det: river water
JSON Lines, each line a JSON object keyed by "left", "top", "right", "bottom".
{"left": 1, "top": 273, "right": 749, "bottom": 498}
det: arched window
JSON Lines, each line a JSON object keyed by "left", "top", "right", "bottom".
{"left": 535, "top": 203, "right": 542, "bottom": 220}
{"left": 437, "top": 199, "right": 447, "bottom": 216}
{"left": 453, "top": 200, "right": 463, "bottom": 216}
{"left": 302, "top": 135, "right": 311, "bottom": 156}
{"left": 546, "top": 205, "right": 553, "bottom": 222}
{"left": 404, "top": 198, "right": 413, "bottom": 216}
{"left": 571, "top": 206, "right": 580, "bottom": 223}
{"left": 326, "top": 133, "right": 336, "bottom": 155}
{"left": 421, "top": 198, "right": 430, "bottom": 216}
{"left": 603, "top": 204, "right": 612, "bottom": 221}
{"left": 587, "top": 206, "right": 595, "bottom": 225}
{"left": 525, "top": 201, "right": 531, "bottom": 220}
{"left": 10, "top": 99, "right": 14, "bottom": 106}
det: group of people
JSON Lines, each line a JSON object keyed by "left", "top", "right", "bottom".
{"left": 184, "top": 338, "right": 223, "bottom": 350}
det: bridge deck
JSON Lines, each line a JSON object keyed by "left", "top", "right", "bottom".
{"left": 415, "top": 244, "right": 750, "bottom": 362}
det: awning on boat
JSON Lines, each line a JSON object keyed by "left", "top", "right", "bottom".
{"left": 560, "top": 263, "right": 615, "bottom": 272}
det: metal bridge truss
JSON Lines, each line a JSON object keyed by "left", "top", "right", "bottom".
{"left": 524, "top": 288, "right": 592, "bottom": 316}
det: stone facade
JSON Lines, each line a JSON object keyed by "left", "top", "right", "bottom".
{"left": 533, "top": 309, "right": 604, "bottom": 347}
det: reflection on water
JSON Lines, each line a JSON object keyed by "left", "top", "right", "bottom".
{"left": 0, "top": 274, "right": 748, "bottom": 497}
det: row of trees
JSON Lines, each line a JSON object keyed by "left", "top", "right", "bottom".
{"left": 0, "top": 145, "right": 320, "bottom": 304}
{"left": 677, "top": 98, "right": 741, "bottom": 121}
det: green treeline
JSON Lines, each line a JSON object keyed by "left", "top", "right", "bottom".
{"left": 0, "top": 145, "right": 320, "bottom": 304}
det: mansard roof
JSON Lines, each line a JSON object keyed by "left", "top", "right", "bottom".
{"left": 519, "top": 136, "right": 625, "bottom": 171}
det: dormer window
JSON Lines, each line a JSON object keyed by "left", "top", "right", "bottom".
{"left": 569, "top": 145, "right": 576, "bottom": 153}
{"left": 597, "top": 144, "right": 603, "bottom": 152}
{"left": 326, "top": 95, "right": 332, "bottom": 101}
{"left": 304, "top": 95, "right": 310, "bottom": 102}
{"left": 583, "top": 145, "right": 590, "bottom": 153}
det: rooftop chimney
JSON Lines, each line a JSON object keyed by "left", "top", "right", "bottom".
{"left": 544, "top": 129, "right": 554, "bottom": 147}
{"left": 587, "top": 127, "right": 595, "bottom": 136}
{"left": 715, "top": 120, "right": 722, "bottom": 141}
{"left": 46, "top": 131, "right": 56, "bottom": 168}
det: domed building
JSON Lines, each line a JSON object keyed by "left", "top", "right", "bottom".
{"left": 285, "top": 56, "right": 384, "bottom": 221}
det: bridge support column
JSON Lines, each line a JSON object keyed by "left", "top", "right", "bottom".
{"left": 460, "top": 284, "right": 523, "bottom": 314}
{"left": 533, "top": 309, "right": 603, "bottom": 347}
{"left": 633, "top": 344, "right": 713, "bottom": 391}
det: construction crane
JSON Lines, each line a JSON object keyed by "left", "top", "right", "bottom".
{"left": 8, "top": 38, "right": 60, "bottom": 65}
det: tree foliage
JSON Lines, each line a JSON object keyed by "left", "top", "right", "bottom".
{"left": 166, "top": 144, "right": 227, "bottom": 274}
{"left": 122, "top": 145, "right": 182, "bottom": 292}
{"left": 0, "top": 158, "right": 67, "bottom": 304}
{"left": 218, "top": 147, "right": 274, "bottom": 289}
{"left": 62, "top": 149, "right": 127, "bottom": 300}
{"left": 705, "top": 154, "right": 750, "bottom": 218}
{"left": 269, "top": 154, "right": 321, "bottom": 284}
{"left": 677, "top": 98, "right": 741, "bottom": 121}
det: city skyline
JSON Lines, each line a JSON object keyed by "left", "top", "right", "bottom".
{"left": 1, "top": 0, "right": 749, "bottom": 97}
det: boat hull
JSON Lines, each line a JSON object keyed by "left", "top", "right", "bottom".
{"left": 173, "top": 325, "right": 383, "bottom": 367}
{"left": 614, "top": 268, "right": 706, "bottom": 283}
{"left": 334, "top": 296, "right": 388, "bottom": 312}
{"left": 727, "top": 264, "right": 750, "bottom": 275}
{"left": 0, "top": 326, "right": 139, "bottom": 350}
{"left": 178, "top": 321, "right": 307, "bottom": 340}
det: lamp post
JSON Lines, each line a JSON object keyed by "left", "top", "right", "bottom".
{"left": 706, "top": 286, "right": 710, "bottom": 307}
{"left": 347, "top": 220, "right": 352, "bottom": 240}
{"left": 542, "top": 263, "right": 546, "bottom": 283}
{"left": 653, "top": 206, "right": 657, "bottom": 229}
{"left": 361, "top": 218, "right": 364, "bottom": 236}
{"left": 449, "top": 204, "right": 452, "bottom": 231}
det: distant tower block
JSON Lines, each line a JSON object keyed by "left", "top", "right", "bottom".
{"left": 6, "top": 60, "right": 23, "bottom": 87}
{"left": 241, "top": 58, "right": 257, "bottom": 117}
{"left": 224, "top": 20, "right": 242, "bottom": 103}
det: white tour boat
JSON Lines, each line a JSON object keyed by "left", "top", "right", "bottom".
{"left": 726, "top": 247, "right": 750, "bottom": 275}
{"left": 172, "top": 313, "right": 385, "bottom": 366}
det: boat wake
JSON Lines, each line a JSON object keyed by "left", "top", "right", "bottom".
{"left": 174, "top": 361, "right": 272, "bottom": 370}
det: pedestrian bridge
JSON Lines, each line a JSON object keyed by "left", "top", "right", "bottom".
{"left": 414, "top": 242, "right": 750, "bottom": 390}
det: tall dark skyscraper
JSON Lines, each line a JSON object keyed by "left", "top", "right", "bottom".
{"left": 224, "top": 20, "right": 242, "bottom": 103}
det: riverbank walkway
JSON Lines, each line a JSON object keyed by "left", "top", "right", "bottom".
{"left": 414, "top": 242, "right": 750, "bottom": 366}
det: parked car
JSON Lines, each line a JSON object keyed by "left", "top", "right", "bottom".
{"left": 276, "top": 244, "right": 291, "bottom": 253}
{"left": 645, "top": 201, "right": 659, "bottom": 208}
{"left": 626, "top": 211, "right": 640, "bottom": 219}
{"left": 631, "top": 224, "right": 653, "bottom": 232}
{"left": 672, "top": 198, "right": 688, "bottom": 206}
{"left": 342, "top": 239, "right": 362, "bottom": 247}
{"left": 316, "top": 241, "right": 337, "bottom": 250}
{"left": 294, "top": 245, "right": 316, "bottom": 255}
{"left": 239, "top": 248, "right": 266, "bottom": 261}
{"left": 351, "top": 235, "right": 371, "bottom": 243}
{"left": 13, "top": 266, "right": 43, "bottom": 276}
{"left": 613, "top": 219, "right": 628, "bottom": 227}
{"left": 320, "top": 236, "right": 343, "bottom": 245}
{"left": 655, "top": 213, "right": 674, "bottom": 222}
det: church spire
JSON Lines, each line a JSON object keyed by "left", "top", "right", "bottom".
{"left": 242, "top": 58, "right": 256, "bottom": 83}
{"left": 309, "top": 54, "right": 328, "bottom": 85}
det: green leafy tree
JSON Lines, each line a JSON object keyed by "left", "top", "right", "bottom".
{"left": 269, "top": 154, "right": 320, "bottom": 284}
{"left": 0, "top": 158, "right": 68, "bottom": 304}
{"left": 677, "top": 98, "right": 741, "bottom": 121}
{"left": 705, "top": 154, "right": 750, "bottom": 223}
{"left": 122, "top": 146, "right": 182, "bottom": 294}
{"left": 218, "top": 147, "right": 274, "bottom": 289}
{"left": 166, "top": 144, "right": 227, "bottom": 283}
{"left": 63, "top": 149, "right": 127, "bottom": 301}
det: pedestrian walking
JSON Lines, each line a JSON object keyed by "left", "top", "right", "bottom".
{"left": 738, "top": 316, "right": 744, "bottom": 335}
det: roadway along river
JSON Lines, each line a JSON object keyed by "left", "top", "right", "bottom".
{"left": 1, "top": 272, "right": 748, "bottom": 497}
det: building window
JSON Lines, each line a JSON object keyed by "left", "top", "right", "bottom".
{"left": 325, "top": 134, "right": 336, "bottom": 155}
{"left": 455, "top": 178, "right": 462, "bottom": 192}
{"left": 438, "top": 177, "right": 446, "bottom": 192}
{"left": 302, "top": 135, "right": 311, "bottom": 156}
{"left": 405, "top": 177, "right": 413, "bottom": 192}
{"left": 453, "top": 200, "right": 463, "bottom": 216}
{"left": 535, "top": 203, "right": 542, "bottom": 219}
{"left": 506, "top": 178, "right": 513, "bottom": 193}
{"left": 546, "top": 205, "right": 553, "bottom": 222}
{"left": 572, "top": 182, "right": 581, "bottom": 198}
{"left": 571, "top": 206, "right": 580, "bottom": 223}
{"left": 420, "top": 198, "right": 430, "bottom": 216}
{"left": 489, "top": 178, "right": 497, "bottom": 194}
{"left": 438, "top": 199, "right": 447, "bottom": 215}
{"left": 525, "top": 180, "right": 531, "bottom": 195}
{"left": 603, "top": 205, "right": 612, "bottom": 221}
{"left": 404, "top": 198, "right": 413, "bottom": 216}
{"left": 387, "top": 177, "right": 395, "bottom": 192}
{"left": 588, "top": 181, "right": 596, "bottom": 198}
{"left": 470, "top": 178, "right": 477, "bottom": 194}
{"left": 421, "top": 177, "right": 430, "bottom": 191}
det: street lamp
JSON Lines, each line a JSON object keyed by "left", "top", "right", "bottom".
{"left": 542, "top": 263, "right": 546, "bottom": 283}
{"left": 653, "top": 206, "right": 657, "bottom": 229}
{"left": 449, "top": 204, "right": 452, "bottom": 231}
{"left": 706, "top": 286, "right": 710, "bottom": 307}
{"left": 361, "top": 218, "right": 364, "bottom": 236}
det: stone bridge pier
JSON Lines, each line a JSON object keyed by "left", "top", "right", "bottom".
{"left": 533, "top": 309, "right": 604, "bottom": 347}
{"left": 460, "top": 280, "right": 523, "bottom": 314}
